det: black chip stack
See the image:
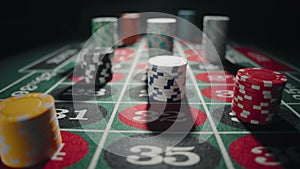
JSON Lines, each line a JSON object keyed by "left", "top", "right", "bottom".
{"left": 80, "top": 47, "right": 113, "bottom": 87}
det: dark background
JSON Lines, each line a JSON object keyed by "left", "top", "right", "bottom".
{"left": 1, "top": 0, "right": 299, "bottom": 65}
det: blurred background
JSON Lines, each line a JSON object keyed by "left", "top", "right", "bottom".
{"left": 1, "top": 0, "right": 299, "bottom": 65}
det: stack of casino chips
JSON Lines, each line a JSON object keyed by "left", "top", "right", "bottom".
{"left": 148, "top": 55, "right": 187, "bottom": 102}
{"left": 177, "top": 10, "right": 196, "bottom": 41}
{"left": 120, "top": 13, "right": 140, "bottom": 45}
{"left": 0, "top": 93, "right": 61, "bottom": 168}
{"left": 203, "top": 16, "right": 229, "bottom": 64}
{"left": 232, "top": 68, "right": 288, "bottom": 125}
{"left": 146, "top": 18, "right": 177, "bottom": 57}
{"left": 80, "top": 47, "right": 113, "bottom": 87}
{"left": 91, "top": 17, "right": 117, "bottom": 47}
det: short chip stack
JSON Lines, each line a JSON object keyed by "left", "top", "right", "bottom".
{"left": 80, "top": 47, "right": 113, "bottom": 87}
{"left": 232, "top": 68, "right": 288, "bottom": 125}
{"left": 148, "top": 55, "right": 187, "bottom": 102}
{"left": 0, "top": 93, "right": 61, "bottom": 168}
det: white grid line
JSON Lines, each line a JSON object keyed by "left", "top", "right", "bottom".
{"left": 60, "top": 128, "right": 105, "bottom": 133}
{"left": 282, "top": 101, "right": 300, "bottom": 118}
{"left": 60, "top": 82, "right": 76, "bottom": 85}
{"left": 45, "top": 72, "right": 73, "bottom": 94}
{"left": 284, "top": 103, "right": 300, "bottom": 105}
{"left": 53, "top": 54, "right": 76, "bottom": 72}
{"left": 175, "top": 41, "right": 235, "bottom": 169}
{"left": 0, "top": 71, "right": 36, "bottom": 94}
{"left": 54, "top": 99, "right": 231, "bottom": 105}
{"left": 21, "top": 69, "right": 72, "bottom": 73}
{"left": 18, "top": 45, "right": 71, "bottom": 72}
{"left": 60, "top": 79, "right": 234, "bottom": 87}
{"left": 59, "top": 128, "right": 300, "bottom": 135}
{"left": 286, "top": 72, "right": 300, "bottom": 84}
{"left": 88, "top": 39, "right": 146, "bottom": 169}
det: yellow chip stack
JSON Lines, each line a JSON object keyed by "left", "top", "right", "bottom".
{"left": 0, "top": 93, "right": 62, "bottom": 168}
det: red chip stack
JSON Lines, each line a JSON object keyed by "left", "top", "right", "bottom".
{"left": 232, "top": 68, "right": 288, "bottom": 125}
{"left": 121, "top": 13, "right": 140, "bottom": 45}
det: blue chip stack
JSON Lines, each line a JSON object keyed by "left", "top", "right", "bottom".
{"left": 148, "top": 55, "right": 187, "bottom": 102}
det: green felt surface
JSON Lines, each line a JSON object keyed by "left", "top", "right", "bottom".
{"left": 0, "top": 37, "right": 299, "bottom": 169}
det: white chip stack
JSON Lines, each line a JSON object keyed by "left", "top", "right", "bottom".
{"left": 148, "top": 55, "right": 187, "bottom": 102}
{"left": 203, "top": 16, "right": 229, "bottom": 64}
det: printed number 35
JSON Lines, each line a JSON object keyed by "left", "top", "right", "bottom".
{"left": 127, "top": 145, "right": 200, "bottom": 166}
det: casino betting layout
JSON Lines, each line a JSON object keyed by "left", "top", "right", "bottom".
{"left": 0, "top": 4, "right": 300, "bottom": 169}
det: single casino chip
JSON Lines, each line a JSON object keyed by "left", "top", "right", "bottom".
{"left": 233, "top": 94, "right": 281, "bottom": 108}
{"left": 147, "top": 55, "right": 187, "bottom": 102}
{"left": 233, "top": 87, "right": 282, "bottom": 102}
{"left": 232, "top": 95, "right": 281, "bottom": 110}
{"left": 231, "top": 68, "right": 287, "bottom": 125}
{"left": 237, "top": 68, "right": 288, "bottom": 87}
{"left": 234, "top": 77, "right": 284, "bottom": 92}
{"left": 231, "top": 110, "right": 272, "bottom": 125}
{"left": 148, "top": 55, "right": 187, "bottom": 68}
{"left": 0, "top": 93, "right": 62, "bottom": 168}
{"left": 233, "top": 86, "right": 282, "bottom": 100}
{"left": 234, "top": 83, "right": 283, "bottom": 96}
{"left": 231, "top": 102, "right": 278, "bottom": 117}
{"left": 0, "top": 93, "right": 54, "bottom": 123}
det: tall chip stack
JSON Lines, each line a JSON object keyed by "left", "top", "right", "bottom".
{"left": 121, "top": 13, "right": 140, "bottom": 46}
{"left": 146, "top": 18, "right": 177, "bottom": 57}
{"left": 232, "top": 68, "right": 288, "bottom": 125}
{"left": 203, "top": 16, "right": 229, "bottom": 64}
{"left": 148, "top": 55, "right": 187, "bottom": 102}
{"left": 177, "top": 10, "right": 196, "bottom": 41}
{"left": 91, "top": 17, "right": 118, "bottom": 47}
{"left": 80, "top": 47, "right": 113, "bottom": 87}
{"left": 0, "top": 93, "right": 61, "bottom": 168}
